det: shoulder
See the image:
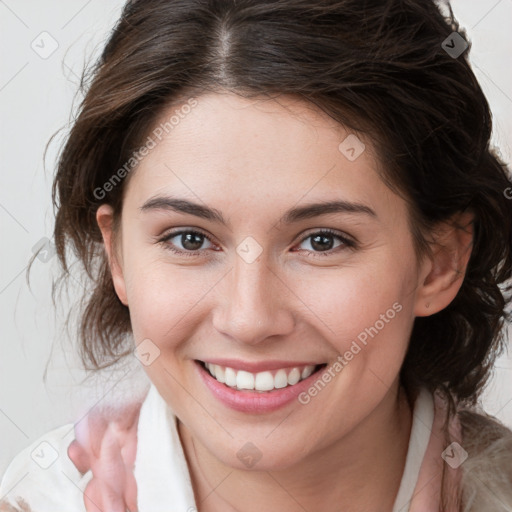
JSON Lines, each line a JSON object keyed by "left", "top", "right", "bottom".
{"left": 0, "top": 423, "right": 91, "bottom": 512}
{"left": 458, "top": 408, "right": 512, "bottom": 511}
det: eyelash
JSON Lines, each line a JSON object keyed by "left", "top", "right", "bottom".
{"left": 158, "top": 228, "right": 356, "bottom": 258}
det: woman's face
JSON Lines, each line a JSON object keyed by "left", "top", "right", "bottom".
{"left": 103, "top": 92, "right": 429, "bottom": 470}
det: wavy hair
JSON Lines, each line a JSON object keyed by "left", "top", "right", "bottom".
{"left": 47, "top": 0, "right": 512, "bottom": 409}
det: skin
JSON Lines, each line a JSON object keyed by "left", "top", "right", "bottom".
{"left": 96, "top": 91, "right": 473, "bottom": 512}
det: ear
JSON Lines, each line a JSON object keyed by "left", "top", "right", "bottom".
{"left": 414, "top": 210, "right": 474, "bottom": 317}
{"left": 96, "top": 204, "right": 128, "bottom": 306}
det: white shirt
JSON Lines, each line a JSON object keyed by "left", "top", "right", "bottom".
{"left": 0, "top": 384, "right": 434, "bottom": 511}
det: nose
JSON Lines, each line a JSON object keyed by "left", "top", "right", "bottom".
{"left": 212, "top": 254, "right": 295, "bottom": 346}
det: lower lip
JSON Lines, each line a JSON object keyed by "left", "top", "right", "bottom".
{"left": 195, "top": 360, "right": 327, "bottom": 413}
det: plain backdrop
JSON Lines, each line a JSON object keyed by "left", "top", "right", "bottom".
{"left": 1, "top": 0, "right": 511, "bottom": 479}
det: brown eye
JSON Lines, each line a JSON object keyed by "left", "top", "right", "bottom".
{"left": 176, "top": 232, "right": 206, "bottom": 251}
{"left": 160, "top": 229, "right": 215, "bottom": 256}
{"left": 295, "top": 229, "right": 355, "bottom": 256}
{"left": 308, "top": 233, "right": 337, "bottom": 251}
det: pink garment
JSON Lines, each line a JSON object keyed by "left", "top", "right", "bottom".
{"left": 408, "top": 391, "right": 463, "bottom": 511}
{"left": 67, "top": 400, "right": 142, "bottom": 512}
{"left": 67, "top": 387, "right": 463, "bottom": 512}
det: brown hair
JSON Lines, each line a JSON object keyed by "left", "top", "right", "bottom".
{"left": 48, "top": 0, "right": 512, "bottom": 407}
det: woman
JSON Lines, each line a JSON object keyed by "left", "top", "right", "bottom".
{"left": 1, "top": 0, "right": 512, "bottom": 510}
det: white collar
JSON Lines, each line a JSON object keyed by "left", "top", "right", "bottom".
{"left": 392, "top": 387, "right": 435, "bottom": 511}
{"left": 134, "top": 384, "right": 197, "bottom": 511}
{"left": 134, "top": 384, "right": 433, "bottom": 511}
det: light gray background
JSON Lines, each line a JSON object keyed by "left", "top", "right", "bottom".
{"left": 1, "top": 0, "right": 511, "bottom": 478}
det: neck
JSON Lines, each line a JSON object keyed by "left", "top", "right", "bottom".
{"left": 178, "top": 382, "right": 412, "bottom": 512}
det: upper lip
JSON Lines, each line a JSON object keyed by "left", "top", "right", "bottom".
{"left": 197, "top": 358, "right": 325, "bottom": 373}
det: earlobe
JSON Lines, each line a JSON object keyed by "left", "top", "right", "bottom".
{"left": 96, "top": 204, "right": 128, "bottom": 306}
{"left": 414, "top": 210, "right": 474, "bottom": 317}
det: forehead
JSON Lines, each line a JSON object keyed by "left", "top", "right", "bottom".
{"left": 124, "top": 92, "right": 403, "bottom": 225}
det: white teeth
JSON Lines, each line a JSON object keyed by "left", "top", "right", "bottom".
{"left": 236, "top": 370, "right": 255, "bottom": 390}
{"left": 255, "top": 371, "right": 275, "bottom": 391}
{"left": 214, "top": 364, "right": 225, "bottom": 383}
{"left": 287, "top": 368, "right": 301, "bottom": 385}
{"left": 274, "top": 369, "right": 288, "bottom": 389}
{"left": 301, "top": 366, "right": 314, "bottom": 379}
{"left": 225, "top": 367, "right": 237, "bottom": 387}
{"left": 203, "top": 362, "right": 318, "bottom": 392}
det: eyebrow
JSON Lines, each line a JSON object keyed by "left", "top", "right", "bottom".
{"left": 139, "top": 196, "right": 377, "bottom": 226}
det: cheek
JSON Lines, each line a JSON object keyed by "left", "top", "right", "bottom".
{"left": 293, "top": 255, "right": 415, "bottom": 374}
{"left": 122, "top": 252, "right": 214, "bottom": 345}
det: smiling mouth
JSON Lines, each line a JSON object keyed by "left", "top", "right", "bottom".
{"left": 197, "top": 360, "right": 327, "bottom": 393}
